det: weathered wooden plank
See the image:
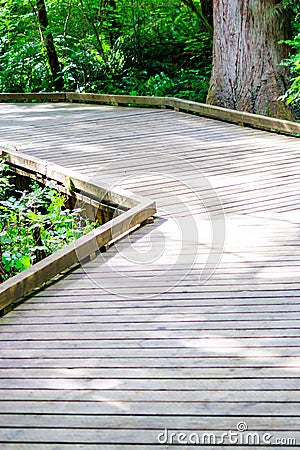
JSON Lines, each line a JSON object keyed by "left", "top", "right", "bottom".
{"left": 38, "top": 282, "right": 300, "bottom": 293}
{"left": 5, "top": 309, "right": 299, "bottom": 322}
{"left": 0, "top": 414, "right": 298, "bottom": 429}
{"left": 0, "top": 400, "right": 299, "bottom": 416}
{"left": 2, "top": 336, "right": 299, "bottom": 348}
{"left": 10, "top": 305, "right": 300, "bottom": 318}
{"left": 23, "top": 289, "right": 300, "bottom": 299}
{"left": 0, "top": 323, "right": 299, "bottom": 338}
{"left": 1, "top": 388, "right": 300, "bottom": 401}
{"left": 14, "top": 294, "right": 300, "bottom": 306}
{"left": 0, "top": 322, "right": 298, "bottom": 336}
{"left": 0, "top": 92, "right": 66, "bottom": 102}
{"left": 0, "top": 356, "right": 299, "bottom": 369}
{"left": 1, "top": 310, "right": 299, "bottom": 325}
{"left": 0, "top": 318, "right": 298, "bottom": 331}
{"left": 13, "top": 300, "right": 300, "bottom": 313}
{"left": 0, "top": 427, "right": 298, "bottom": 445}
{"left": 0, "top": 367, "right": 298, "bottom": 378}
{"left": 54, "top": 275, "right": 300, "bottom": 288}
{"left": 1, "top": 347, "right": 300, "bottom": 357}
{"left": 0, "top": 377, "right": 299, "bottom": 390}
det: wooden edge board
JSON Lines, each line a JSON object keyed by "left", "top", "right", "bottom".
{"left": 0, "top": 92, "right": 66, "bottom": 102}
{"left": 1, "top": 92, "right": 299, "bottom": 136}
{"left": 65, "top": 92, "right": 166, "bottom": 107}
{"left": 0, "top": 149, "right": 156, "bottom": 311}
{"left": 0, "top": 201, "right": 155, "bottom": 311}
{"left": 165, "top": 97, "right": 300, "bottom": 136}
{"left": 1, "top": 148, "right": 149, "bottom": 209}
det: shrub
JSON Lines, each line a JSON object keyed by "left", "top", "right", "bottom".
{"left": 0, "top": 163, "right": 96, "bottom": 281}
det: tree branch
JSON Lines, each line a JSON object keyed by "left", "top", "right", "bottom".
{"left": 181, "top": 0, "right": 213, "bottom": 35}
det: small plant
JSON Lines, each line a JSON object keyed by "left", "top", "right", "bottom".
{"left": 280, "top": 33, "right": 300, "bottom": 107}
{"left": 0, "top": 161, "right": 96, "bottom": 282}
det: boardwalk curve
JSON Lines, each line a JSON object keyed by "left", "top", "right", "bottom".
{"left": 0, "top": 101, "right": 299, "bottom": 448}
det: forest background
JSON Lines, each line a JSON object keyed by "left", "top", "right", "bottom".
{"left": 0, "top": 0, "right": 299, "bottom": 117}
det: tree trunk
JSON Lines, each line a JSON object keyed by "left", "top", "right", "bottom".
{"left": 36, "top": 0, "right": 64, "bottom": 91}
{"left": 207, "top": 0, "right": 293, "bottom": 120}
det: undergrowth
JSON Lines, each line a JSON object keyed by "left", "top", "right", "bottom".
{"left": 0, "top": 158, "right": 96, "bottom": 282}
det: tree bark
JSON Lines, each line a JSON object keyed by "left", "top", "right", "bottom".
{"left": 207, "top": 0, "right": 293, "bottom": 120}
{"left": 36, "top": 0, "right": 64, "bottom": 91}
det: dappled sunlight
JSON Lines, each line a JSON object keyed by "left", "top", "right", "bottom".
{"left": 72, "top": 392, "right": 132, "bottom": 412}
{"left": 60, "top": 142, "right": 108, "bottom": 155}
{"left": 150, "top": 313, "right": 207, "bottom": 322}
{"left": 16, "top": 115, "right": 59, "bottom": 122}
{"left": 180, "top": 336, "right": 300, "bottom": 371}
{"left": 257, "top": 265, "right": 300, "bottom": 279}
{"left": 181, "top": 336, "right": 253, "bottom": 354}
{"left": 41, "top": 376, "right": 132, "bottom": 411}
{"left": 210, "top": 168, "right": 284, "bottom": 188}
{"left": 216, "top": 212, "right": 300, "bottom": 283}
{"left": 225, "top": 213, "right": 298, "bottom": 250}
{"left": 43, "top": 375, "right": 122, "bottom": 390}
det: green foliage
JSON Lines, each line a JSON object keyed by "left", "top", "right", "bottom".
{"left": 0, "top": 158, "right": 12, "bottom": 200}
{"left": 0, "top": 0, "right": 50, "bottom": 92}
{"left": 0, "top": 0, "right": 212, "bottom": 99}
{"left": 0, "top": 165, "right": 96, "bottom": 282}
{"left": 280, "top": 31, "right": 300, "bottom": 112}
{"left": 278, "top": 2, "right": 300, "bottom": 116}
{"left": 0, "top": 0, "right": 299, "bottom": 109}
{"left": 116, "top": 68, "right": 209, "bottom": 102}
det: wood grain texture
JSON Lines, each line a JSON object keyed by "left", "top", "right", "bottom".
{"left": 0, "top": 102, "right": 299, "bottom": 448}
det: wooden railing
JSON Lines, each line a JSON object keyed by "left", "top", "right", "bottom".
{"left": 0, "top": 148, "right": 156, "bottom": 313}
{"left": 0, "top": 92, "right": 299, "bottom": 136}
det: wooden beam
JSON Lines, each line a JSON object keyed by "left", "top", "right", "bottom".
{"left": 0, "top": 149, "right": 156, "bottom": 311}
{"left": 65, "top": 92, "right": 165, "bottom": 107}
{"left": 0, "top": 92, "right": 299, "bottom": 136}
{"left": 0, "top": 93, "right": 66, "bottom": 102}
{"left": 165, "top": 97, "right": 300, "bottom": 136}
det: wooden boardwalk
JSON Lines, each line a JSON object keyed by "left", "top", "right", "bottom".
{"left": 0, "top": 102, "right": 300, "bottom": 448}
